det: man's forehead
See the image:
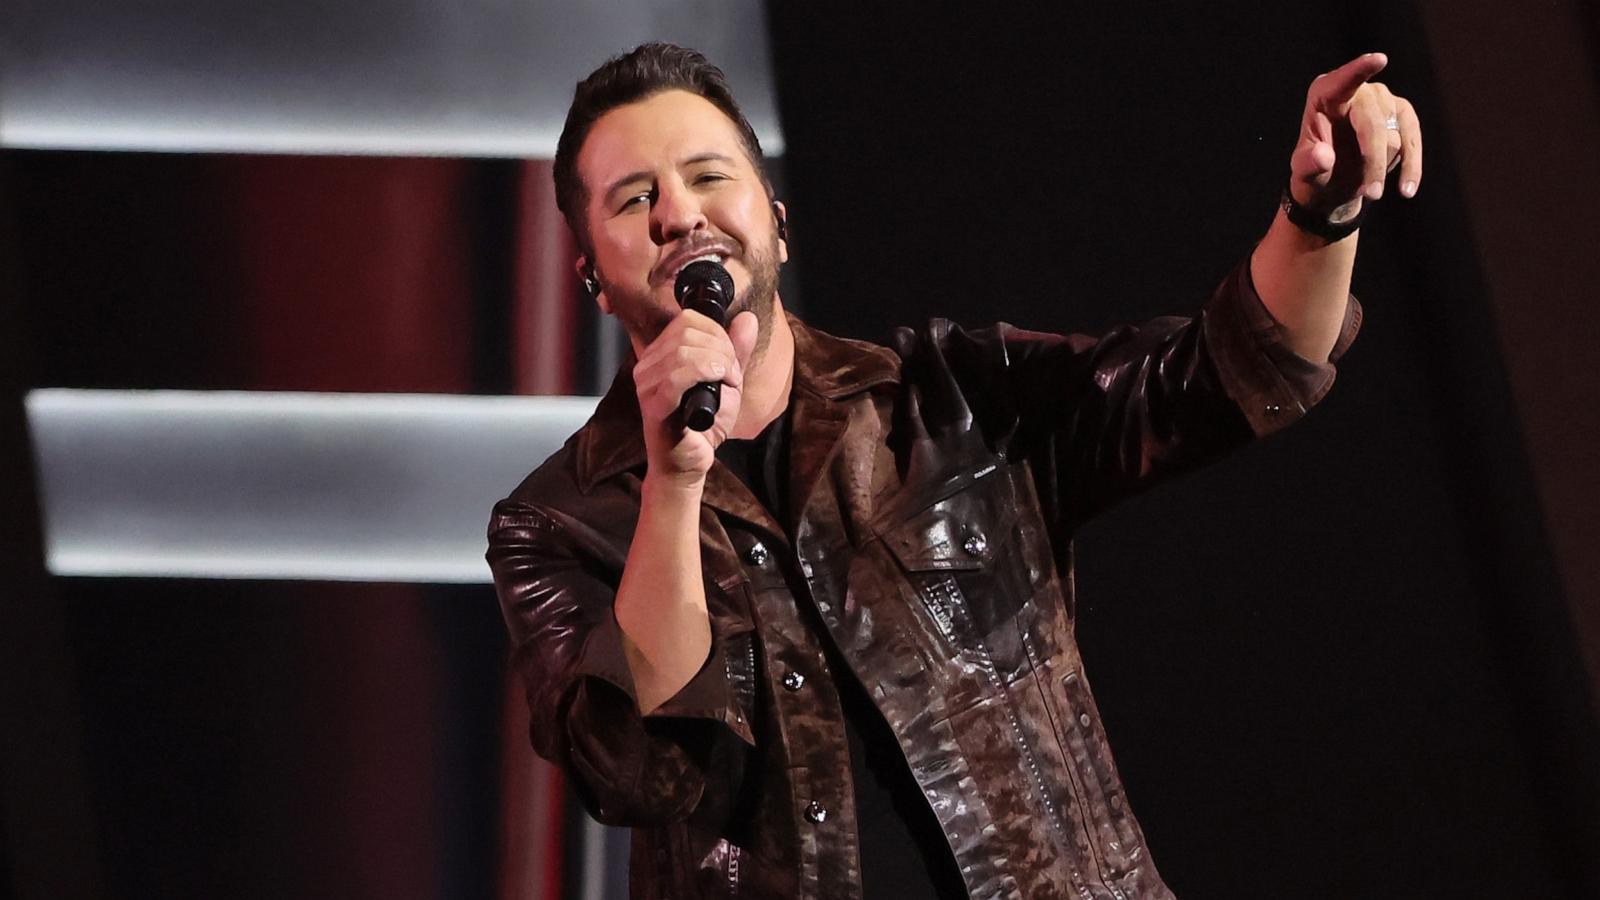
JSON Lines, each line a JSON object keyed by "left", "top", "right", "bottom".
{"left": 578, "top": 90, "right": 749, "bottom": 186}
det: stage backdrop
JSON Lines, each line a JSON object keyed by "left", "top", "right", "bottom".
{"left": 5, "top": 2, "right": 1599, "bottom": 899}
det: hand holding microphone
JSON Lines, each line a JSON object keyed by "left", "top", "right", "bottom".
{"left": 674, "top": 260, "right": 736, "bottom": 432}
{"left": 631, "top": 259, "right": 757, "bottom": 484}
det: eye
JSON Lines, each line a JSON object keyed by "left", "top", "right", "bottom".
{"left": 694, "top": 171, "right": 728, "bottom": 185}
{"left": 617, "top": 190, "right": 653, "bottom": 213}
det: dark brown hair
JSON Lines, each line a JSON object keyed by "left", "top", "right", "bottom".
{"left": 553, "top": 42, "right": 771, "bottom": 253}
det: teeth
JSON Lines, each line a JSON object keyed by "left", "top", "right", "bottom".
{"left": 673, "top": 253, "right": 724, "bottom": 279}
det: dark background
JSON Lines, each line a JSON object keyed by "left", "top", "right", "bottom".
{"left": 4, "top": 2, "right": 1599, "bottom": 898}
{"left": 766, "top": 3, "right": 1600, "bottom": 898}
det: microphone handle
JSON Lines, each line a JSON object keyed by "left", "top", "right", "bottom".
{"left": 678, "top": 294, "right": 726, "bottom": 432}
{"left": 680, "top": 381, "right": 720, "bottom": 432}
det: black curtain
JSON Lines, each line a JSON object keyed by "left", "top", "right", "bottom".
{"left": 767, "top": 3, "right": 1600, "bottom": 898}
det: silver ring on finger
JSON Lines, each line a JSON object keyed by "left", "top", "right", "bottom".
{"left": 1384, "top": 115, "right": 1400, "bottom": 130}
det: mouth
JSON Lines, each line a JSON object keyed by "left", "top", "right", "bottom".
{"left": 657, "top": 244, "right": 735, "bottom": 286}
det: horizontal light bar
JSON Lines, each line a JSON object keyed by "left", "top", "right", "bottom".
{"left": 4, "top": 121, "right": 574, "bottom": 160}
{"left": 0, "top": 0, "right": 783, "bottom": 158}
{"left": 26, "top": 389, "right": 600, "bottom": 583}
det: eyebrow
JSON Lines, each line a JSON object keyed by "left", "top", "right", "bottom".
{"left": 600, "top": 152, "right": 739, "bottom": 208}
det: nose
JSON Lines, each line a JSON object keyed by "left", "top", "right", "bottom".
{"left": 649, "top": 176, "right": 707, "bottom": 245}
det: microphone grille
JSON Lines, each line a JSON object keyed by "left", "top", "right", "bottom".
{"left": 675, "top": 259, "right": 735, "bottom": 305}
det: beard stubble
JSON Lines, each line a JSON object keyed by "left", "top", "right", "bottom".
{"left": 605, "top": 232, "right": 782, "bottom": 368}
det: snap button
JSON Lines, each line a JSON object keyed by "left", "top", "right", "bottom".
{"left": 1265, "top": 403, "right": 1282, "bottom": 415}
{"left": 782, "top": 670, "right": 805, "bottom": 692}
{"left": 1078, "top": 713, "right": 1091, "bottom": 727}
{"left": 746, "top": 542, "right": 769, "bottom": 566}
{"left": 804, "top": 800, "right": 828, "bottom": 824}
{"left": 962, "top": 534, "right": 988, "bottom": 556}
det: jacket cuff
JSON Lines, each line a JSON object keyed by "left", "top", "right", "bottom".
{"left": 1202, "top": 256, "right": 1363, "bottom": 437}
{"left": 558, "top": 615, "right": 754, "bottom": 823}
{"left": 572, "top": 611, "right": 754, "bottom": 743}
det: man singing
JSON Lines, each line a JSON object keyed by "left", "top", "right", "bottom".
{"left": 489, "top": 42, "right": 1421, "bottom": 900}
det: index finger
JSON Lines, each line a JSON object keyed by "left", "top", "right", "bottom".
{"left": 677, "top": 307, "right": 742, "bottom": 366}
{"left": 674, "top": 307, "right": 737, "bottom": 343}
{"left": 1316, "top": 52, "right": 1389, "bottom": 106}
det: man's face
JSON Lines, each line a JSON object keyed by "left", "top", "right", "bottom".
{"left": 576, "top": 89, "right": 787, "bottom": 357}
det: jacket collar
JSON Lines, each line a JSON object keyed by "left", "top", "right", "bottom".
{"left": 576, "top": 312, "right": 900, "bottom": 494}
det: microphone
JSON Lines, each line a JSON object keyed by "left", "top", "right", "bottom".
{"left": 674, "top": 259, "right": 736, "bottom": 432}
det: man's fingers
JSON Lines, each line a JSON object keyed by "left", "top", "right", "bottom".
{"left": 636, "top": 337, "right": 737, "bottom": 396}
{"left": 726, "top": 311, "right": 759, "bottom": 369}
{"left": 701, "top": 316, "right": 758, "bottom": 439}
{"left": 1352, "top": 97, "right": 1390, "bottom": 199}
{"left": 1310, "top": 108, "right": 1334, "bottom": 145}
{"left": 1370, "top": 83, "right": 1403, "bottom": 172}
{"left": 675, "top": 308, "right": 739, "bottom": 342}
{"left": 1293, "top": 55, "right": 1423, "bottom": 206}
{"left": 639, "top": 310, "right": 737, "bottom": 367}
{"left": 1292, "top": 111, "right": 1336, "bottom": 187}
{"left": 710, "top": 382, "right": 743, "bottom": 439}
{"left": 1396, "top": 96, "right": 1424, "bottom": 196}
{"left": 1289, "top": 140, "right": 1336, "bottom": 208}
{"left": 654, "top": 309, "right": 739, "bottom": 362}
{"left": 633, "top": 308, "right": 756, "bottom": 428}
{"left": 687, "top": 342, "right": 742, "bottom": 389}
{"left": 1316, "top": 52, "right": 1388, "bottom": 106}
{"left": 660, "top": 347, "right": 736, "bottom": 391}
{"left": 636, "top": 335, "right": 730, "bottom": 387}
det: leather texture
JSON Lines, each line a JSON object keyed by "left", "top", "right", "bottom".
{"left": 487, "top": 259, "right": 1361, "bottom": 899}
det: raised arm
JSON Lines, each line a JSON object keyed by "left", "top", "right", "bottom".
{"left": 485, "top": 309, "right": 760, "bottom": 825}
{"left": 1252, "top": 52, "right": 1423, "bottom": 362}
{"left": 614, "top": 308, "right": 758, "bottom": 713}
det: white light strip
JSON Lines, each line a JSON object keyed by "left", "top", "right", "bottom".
{"left": 43, "top": 551, "right": 495, "bottom": 585}
{"left": 1, "top": 122, "right": 786, "bottom": 160}
{"left": 26, "top": 387, "right": 597, "bottom": 419}
{"left": 1, "top": 122, "right": 566, "bottom": 160}
{"left": 26, "top": 389, "right": 600, "bottom": 584}
{"left": 0, "top": 0, "right": 785, "bottom": 159}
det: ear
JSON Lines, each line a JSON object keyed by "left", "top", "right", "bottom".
{"left": 772, "top": 200, "right": 789, "bottom": 264}
{"left": 574, "top": 255, "right": 609, "bottom": 314}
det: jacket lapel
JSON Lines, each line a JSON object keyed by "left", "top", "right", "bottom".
{"left": 702, "top": 460, "right": 786, "bottom": 539}
{"left": 786, "top": 390, "right": 852, "bottom": 537}
{"left": 785, "top": 314, "right": 901, "bottom": 536}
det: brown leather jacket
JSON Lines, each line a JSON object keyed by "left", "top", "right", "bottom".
{"left": 488, "top": 260, "right": 1360, "bottom": 900}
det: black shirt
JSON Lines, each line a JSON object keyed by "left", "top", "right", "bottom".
{"left": 715, "top": 414, "right": 967, "bottom": 900}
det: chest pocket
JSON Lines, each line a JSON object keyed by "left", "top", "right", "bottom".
{"left": 879, "top": 463, "right": 1033, "bottom": 645}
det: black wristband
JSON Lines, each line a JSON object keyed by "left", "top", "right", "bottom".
{"left": 1280, "top": 189, "right": 1366, "bottom": 243}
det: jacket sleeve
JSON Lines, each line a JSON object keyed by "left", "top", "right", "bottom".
{"left": 486, "top": 497, "right": 745, "bottom": 827}
{"left": 979, "top": 257, "right": 1361, "bottom": 532}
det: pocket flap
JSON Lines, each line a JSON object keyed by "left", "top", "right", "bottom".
{"left": 882, "top": 479, "right": 1020, "bottom": 572}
